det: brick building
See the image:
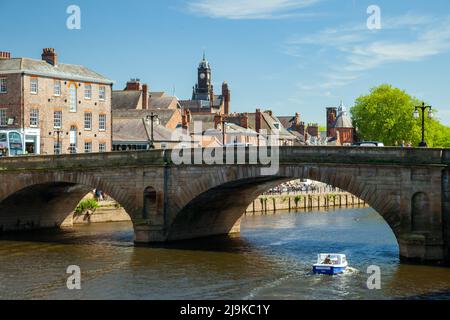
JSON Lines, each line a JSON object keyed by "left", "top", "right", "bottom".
{"left": 0, "top": 48, "right": 113, "bottom": 155}
{"left": 326, "top": 101, "right": 355, "bottom": 145}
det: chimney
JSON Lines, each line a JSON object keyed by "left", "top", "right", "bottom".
{"left": 0, "top": 52, "right": 11, "bottom": 60}
{"left": 326, "top": 107, "right": 337, "bottom": 137}
{"left": 255, "top": 108, "right": 262, "bottom": 133}
{"left": 299, "top": 122, "right": 306, "bottom": 137}
{"left": 142, "top": 84, "right": 148, "bottom": 109}
{"left": 41, "top": 48, "right": 57, "bottom": 66}
{"left": 222, "top": 81, "right": 230, "bottom": 115}
{"left": 214, "top": 114, "right": 223, "bottom": 129}
{"left": 307, "top": 123, "right": 319, "bottom": 137}
{"left": 240, "top": 113, "right": 248, "bottom": 129}
{"left": 125, "top": 79, "right": 141, "bottom": 91}
{"left": 294, "top": 113, "right": 301, "bottom": 127}
{"left": 182, "top": 109, "right": 191, "bottom": 129}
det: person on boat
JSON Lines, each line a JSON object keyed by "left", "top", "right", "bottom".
{"left": 323, "top": 255, "right": 331, "bottom": 264}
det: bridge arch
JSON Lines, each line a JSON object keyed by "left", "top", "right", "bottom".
{"left": 0, "top": 171, "right": 136, "bottom": 232}
{"left": 167, "top": 164, "right": 402, "bottom": 242}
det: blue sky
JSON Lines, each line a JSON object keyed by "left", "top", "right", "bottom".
{"left": 1, "top": 0, "right": 450, "bottom": 125}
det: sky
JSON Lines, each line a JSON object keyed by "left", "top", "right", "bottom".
{"left": 1, "top": 0, "right": 450, "bottom": 125}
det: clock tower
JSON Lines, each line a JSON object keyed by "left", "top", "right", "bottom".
{"left": 192, "top": 52, "right": 213, "bottom": 101}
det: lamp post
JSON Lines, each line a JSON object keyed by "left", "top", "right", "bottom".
{"left": 145, "top": 112, "right": 159, "bottom": 149}
{"left": 413, "top": 102, "right": 433, "bottom": 147}
{"left": 220, "top": 118, "right": 226, "bottom": 146}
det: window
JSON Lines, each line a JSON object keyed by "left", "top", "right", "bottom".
{"left": 99, "top": 114, "right": 106, "bottom": 131}
{"left": 84, "top": 141, "right": 92, "bottom": 153}
{"left": 53, "top": 111, "right": 62, "bottom": 129}
{"left": 0, "top": 78, "right": 7, "bottom": 93}
{"left": 30, "top": 109, "right": 39, "bottom": 127}
{"left": 54, "top": 80, "right": 61, "bottom": 96}
{"left": 30, "top": 78, "right": 38, "bottom": 94}
{"left": 54, "top": 141, "right": 62, "bottom": 155}
{"left": 85, "top": 84, "right": 92, "bottom": 99}
{"left": 69, "top": 126, "right": 77, "bottom": 154}
{"left": 99, "top": 142, "right": 106, "bottom": 152}
{"left": 0, "top": 109, "right": 7, "bottom": 126}
{"left": 99, "top": 86, "right": 106, "bottom": 100}
{"left": 69, "top": 84, "right": 77, "bottom": 112}
{"left": 84, "top": 112, "right": 92, "bottom": 130}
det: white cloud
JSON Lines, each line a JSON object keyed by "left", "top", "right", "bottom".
{"left": 285, "top": 14, "right": 450, "bottom": 90}
{"left": 186, "top": 0, "right": 320, "bottom": 19}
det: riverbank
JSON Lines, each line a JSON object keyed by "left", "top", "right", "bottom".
{"left": 245, "top": 193, "right": 366, "bottom": 214}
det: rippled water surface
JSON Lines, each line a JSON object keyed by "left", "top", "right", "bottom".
{"left": 0, "top": 207, "right": 449, "bottom": 300}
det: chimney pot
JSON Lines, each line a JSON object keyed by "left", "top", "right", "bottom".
{"left": 0, "top": 51, "right": 11, "bottom": 60}
{"left": 41, "top": 48, "right": 57, "bottom": 66}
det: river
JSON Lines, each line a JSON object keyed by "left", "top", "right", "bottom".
{"left": 0, "top": 207, "right": 449, "bottom": 300}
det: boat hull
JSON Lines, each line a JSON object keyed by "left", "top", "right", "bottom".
{"left": 313, "top": 265, "right": 347, "bottom": 275}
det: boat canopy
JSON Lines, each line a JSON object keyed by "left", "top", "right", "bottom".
{"left": 316, "top": 254, "right": 346, "bottom": 265}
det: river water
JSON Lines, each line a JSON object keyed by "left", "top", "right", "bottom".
{"left": 0, "top": 207, "right": 449, "bottom": 300}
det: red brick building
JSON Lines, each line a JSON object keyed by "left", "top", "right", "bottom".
{"left": 0, "top": 48, "right": 113, "bottom": 155}
{"left": 327, "top": 101, "right": 354, "bottom": 145}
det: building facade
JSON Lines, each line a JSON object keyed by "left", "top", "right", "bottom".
{"left": 0, "top": 48, "right": 113, "bottom": 155}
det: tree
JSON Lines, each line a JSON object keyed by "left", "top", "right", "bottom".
{"left": 350, "top": 84, "right": 450, "bottom": 147}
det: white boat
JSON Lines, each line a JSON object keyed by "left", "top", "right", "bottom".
{"left": 313, "top": 253, "right": 348, "bottom": 275}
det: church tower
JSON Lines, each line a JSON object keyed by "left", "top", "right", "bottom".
{"left": 192, "top": 52, "right": 213, "bottom": 101}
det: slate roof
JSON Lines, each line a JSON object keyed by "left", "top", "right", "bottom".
{"left": 277, "top": 116, "right": 295, "bottom": 129}
{"left": 113, "top": 117, "right": 187, "bottom": 143}
{"left": 149, "top": 96, "right": 180, "bottom": 110}
{"left": 112, "top": 91, "right": 141, "bottom": 110}
{"left": 112, "top": 109, "right": 181, "bottom": 127}
{"left": 0, "top": 58, "right": 113, "bottom": 84}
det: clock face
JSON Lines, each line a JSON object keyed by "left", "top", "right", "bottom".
{"left": 200, "top": 73, "right": 206, "bottom": 79}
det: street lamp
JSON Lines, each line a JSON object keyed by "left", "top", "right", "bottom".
{"left": 220, "top": 118, "right": 227, "bottom": 146}
{"left": 145, "top": 112, "right": 159, "bottom": 149}
{"left": 413, "top": 102, "right": 433, "bottom": 147}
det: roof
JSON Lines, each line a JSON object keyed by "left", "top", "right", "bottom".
{"left": 189, "top": 114, "right": 217, "bottom": 133}
{"left": 112, "top": 91, "right": 141, "bottom": 110}
{"left": 149, "top": 96, "right": 180, "bottom": 110}
{"left": 277, "top": 116, "right": 295, "bottom": 129}
{"left": 113, "top": 117, "right": 188, "bottom": 143}
{"left": 334, "top": 112, "right": 353, "bottom": 128}
{"left": 112, "top": 109, "right": 181, "bottom": 128}
{"left": 261, "top": 113, "right": 296, "bottom": 139}
{"left": 0, "top": 58, "right": 113, "bottom": 84}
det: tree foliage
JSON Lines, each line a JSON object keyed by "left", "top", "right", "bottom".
{"left": 350, "top": 84, "right": 450, "bottom": 147}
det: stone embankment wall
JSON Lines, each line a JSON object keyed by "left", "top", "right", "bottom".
{"left": 245, "top": 193, "right": 366, "bottom": 214}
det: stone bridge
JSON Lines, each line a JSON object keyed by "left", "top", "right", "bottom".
{"left": 0, "top": 146, "right": 449, "bottom": 265}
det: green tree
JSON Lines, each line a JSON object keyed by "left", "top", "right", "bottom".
{"left": 351, "top": 84, "right": 450, "bottom": 147}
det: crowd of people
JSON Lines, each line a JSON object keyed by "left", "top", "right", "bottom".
{"left": 264, "top": 180, "right": 343, "bottom": 195}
